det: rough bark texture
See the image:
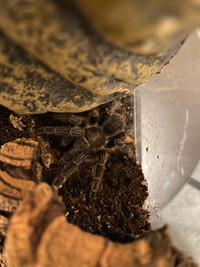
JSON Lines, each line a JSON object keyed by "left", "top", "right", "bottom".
{"left": 75, "top": 0, "right": 200, "bottom": 55}
{"left": 4, "top": 183, "right": 198, "bottom": 267}
{"left": 0, "top": 0, "right": 183, "bottom": 114}
{"left": 0, "top": 138, "right": 40, "bottom": 215}
{"left": 0, "top": 138, "right": 41, "bottom": 266}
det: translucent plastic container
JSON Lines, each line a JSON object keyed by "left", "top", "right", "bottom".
{"left": 134, "top": 30, "right": 200, "bottom": 262}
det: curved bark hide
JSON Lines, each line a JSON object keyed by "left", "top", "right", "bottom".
{"left": 4, "top": 183, "right": 197, "bottom": 267}
{"left": 0, "top": 0, "right": 184, "bottom": 114}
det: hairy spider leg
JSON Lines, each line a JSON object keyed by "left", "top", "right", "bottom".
{"left": 58, "top": 138, "right": 88, "bottom": 165}
{"left": 88, "top": 108, "right": 100, "bottom": 124}
{"left": 89, "top": 150, "right": 108, "bottom": 202}
{"left": 103, "top": 115, "right": 125, "bottom": 137}
{"left": 53, "top": 152, "right": 88, "bottom": 187}
{"left": 36, "top": 126, "right": 85, "bottom": 136}
{"left": 113, "top": 133, "right": 134, "bottom": 158}
{"left": 105, "top": 100, "right": 120, "bottom": 115}
{"left": 114, "top": 136, "right": 126, "bottom": 148}
{"left": 58, "top": 150, "right": 74, "bottom": 166}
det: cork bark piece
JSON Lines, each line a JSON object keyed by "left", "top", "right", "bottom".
{"left": 0, "top": 137, "right": 41, "bottom": 211}
{"left": 0, "top": 138, "right": 42, "bottom": 266}
{"left": 0, "top": 31, "right": 100, "bottom": 114}
{"left": 4, "top": 183, "right": 198, "bottom": 267}
{"left": 0, "top": 0, "right": 182, "bottom": 114}
{"left": 75, "top": 0, "right": 200, "bottom": 55}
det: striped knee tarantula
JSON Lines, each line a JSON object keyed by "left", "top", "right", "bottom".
{"left": 36, "top": 102, "right": 133, "bottom": 201}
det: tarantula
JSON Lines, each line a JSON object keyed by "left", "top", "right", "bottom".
{"left": 36, "top": 102, "right": 133, "bottom": 201}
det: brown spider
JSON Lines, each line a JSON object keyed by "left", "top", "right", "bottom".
{"left": 36, "top": 102, "right": 133, "bottom": 201}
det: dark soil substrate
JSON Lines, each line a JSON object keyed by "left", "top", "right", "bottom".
{"left": 60, "top": 154, "right": 149, "bottom": 242}
{"left": 0, "top": 95, "right": 150, "bottom": 244}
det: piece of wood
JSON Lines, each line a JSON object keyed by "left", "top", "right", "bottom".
{"left": 4, "top": 183, "right": 197, "bottom": 267}
{"left": 75, "top": 0, "right": 200, "bottom": 55}
{"left": 0, "top": 138, "right": 41, "bottom": 266}
{"left": 0, "top": 250, "right": 6, "bottom": 267}
{"left": 0, "top": 0, "right": 183, "bottom": 114}
{"left": 0, "top": 137, "right": 40, "bottom": 225}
